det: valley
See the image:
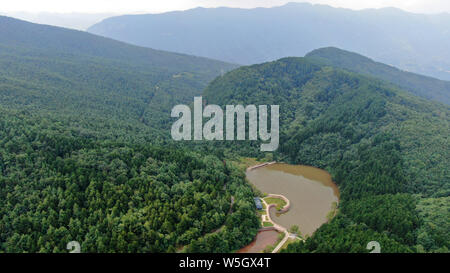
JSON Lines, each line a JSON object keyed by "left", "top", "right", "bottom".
{"left": 0, "top": 12, "right": 449, "bottom": 254}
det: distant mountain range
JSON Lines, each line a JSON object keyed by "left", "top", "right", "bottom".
{"left": 0, "top": 11, "right": 117, "bottom": 30}
{"left": 88, "top": 2, "right": 450, "bottom": 81}
{"left": 305, "top": 47, "right": 450, "bottom": 105}
{"left": 0, "top": 14, "right": 449, "bottom": 253}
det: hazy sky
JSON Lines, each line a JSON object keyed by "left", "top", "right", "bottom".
{"left": 1, "top": 0, "right": 450, "bottom": 14}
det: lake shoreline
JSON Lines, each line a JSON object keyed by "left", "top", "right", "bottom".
{"left": 239, "top": 161, "right": 340, "bottom": 253}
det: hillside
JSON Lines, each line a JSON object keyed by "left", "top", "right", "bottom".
{"left": 88, "top": 3, "right": 450, "bottom": 80}
{"left": 0, "top": 15, "right": 237, "bottom": 141}
{"left": 203, "top": 57, "right": 450, "bottom": 252}
{"left": 305, "top": 47, "right": 450, "bottom": 105}
{"left": 1, "top": 15, "right": 448, "bottom": 254}
{"left": 0, "top": 17, "right": 259, "bottom": 253}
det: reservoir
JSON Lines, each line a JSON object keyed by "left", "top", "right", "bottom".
{"left": 246, "top": 163, "right": 339, "bottom": 236}
{"left": 237, "top": 230, "right": 280, "bottom": 253}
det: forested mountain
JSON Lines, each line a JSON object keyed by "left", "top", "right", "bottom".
{"left": 1, "top": 15, "right": 448, "bottom": 253}
{"left": 0, "top": 17, "right": 259, "bottom": 253}
{"left": 0, "top": 112, "right": 259, "bottom": 252}
{"left": 305, "top": 47, "right": 450, "bottom": 105}
{"left": 0, "top": 15, "right": 237, "bottom": 141}
{"left": 88, "top": 2, "right": 450, "bottom": 80}
{"left": 203, "top": 57, "right": 450, "bottom": 252}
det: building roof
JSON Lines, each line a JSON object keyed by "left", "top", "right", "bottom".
{"left": 254, "top": 197, "right": 263, "bottom": 210}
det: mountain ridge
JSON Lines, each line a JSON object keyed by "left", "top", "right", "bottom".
{"left": 0, "top": 15, "right": 237, "bottom": 140}
{"left": 203, "top": 56, "right": 449, "bottom": 252}
{"left": 305, "top": 47, "right": 450, "bottom": 105}
{"left": 88, "top": 3, "right": 450, "bottom": 80}
{"left": 0, "top": 15, "right": 237, "bottom": 70}
{"left": 0, "top": 15, "right": 258, "bottom": 254}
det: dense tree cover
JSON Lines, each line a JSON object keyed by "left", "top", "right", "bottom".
{"left": 285, "top": 133, "right": 421, "bottom": 252}
{"left": 415, "top": 197, "right": 450, "bottom": 253}
{"left": 0, "top": 17, "right": 258, "bottom": 253}
{"left": 306, "top": 47, "right": 450, "bottom": 105}
{"left": 184, "top": 166, "right": 260, "bottom": 253}
{"left": 332, "top": 135, "right": 406, "bottom": 200}
{"left": 204, "top": 57, "right": 449, "bottom": 198}
{"left": 0, "top": 108, "right": 259, "bottom": 252}
{"left": 0, "top": 16, "right": 236, "bottom": 139}
{"left": 282, "top": 215, "right": 413, "bottom": 253}
{"left": 203, "top": 57, "right": 449, "bottom": 252}
{"left": 1, "top": 17, "right": 448, "bottom": 253}
{"left": 342, "top": 194, "right": 420, "bottom": 245}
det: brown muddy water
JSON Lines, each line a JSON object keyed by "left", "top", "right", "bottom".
{"left": 247, "top": 163, "right": 339, "bottom": 236}
{"left": 237, "top": 230, "right": 280, "bottom": 253}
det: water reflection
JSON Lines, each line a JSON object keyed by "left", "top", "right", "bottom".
{"left": 246, "top": 163, "right": 339, "bottom": 236}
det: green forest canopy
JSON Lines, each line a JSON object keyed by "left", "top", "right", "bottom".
{"left": 203, "top": 57, "right": 449, "bottom": 252}
{"left": 0, "top": 16, "right": 449, "bottom": 253}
